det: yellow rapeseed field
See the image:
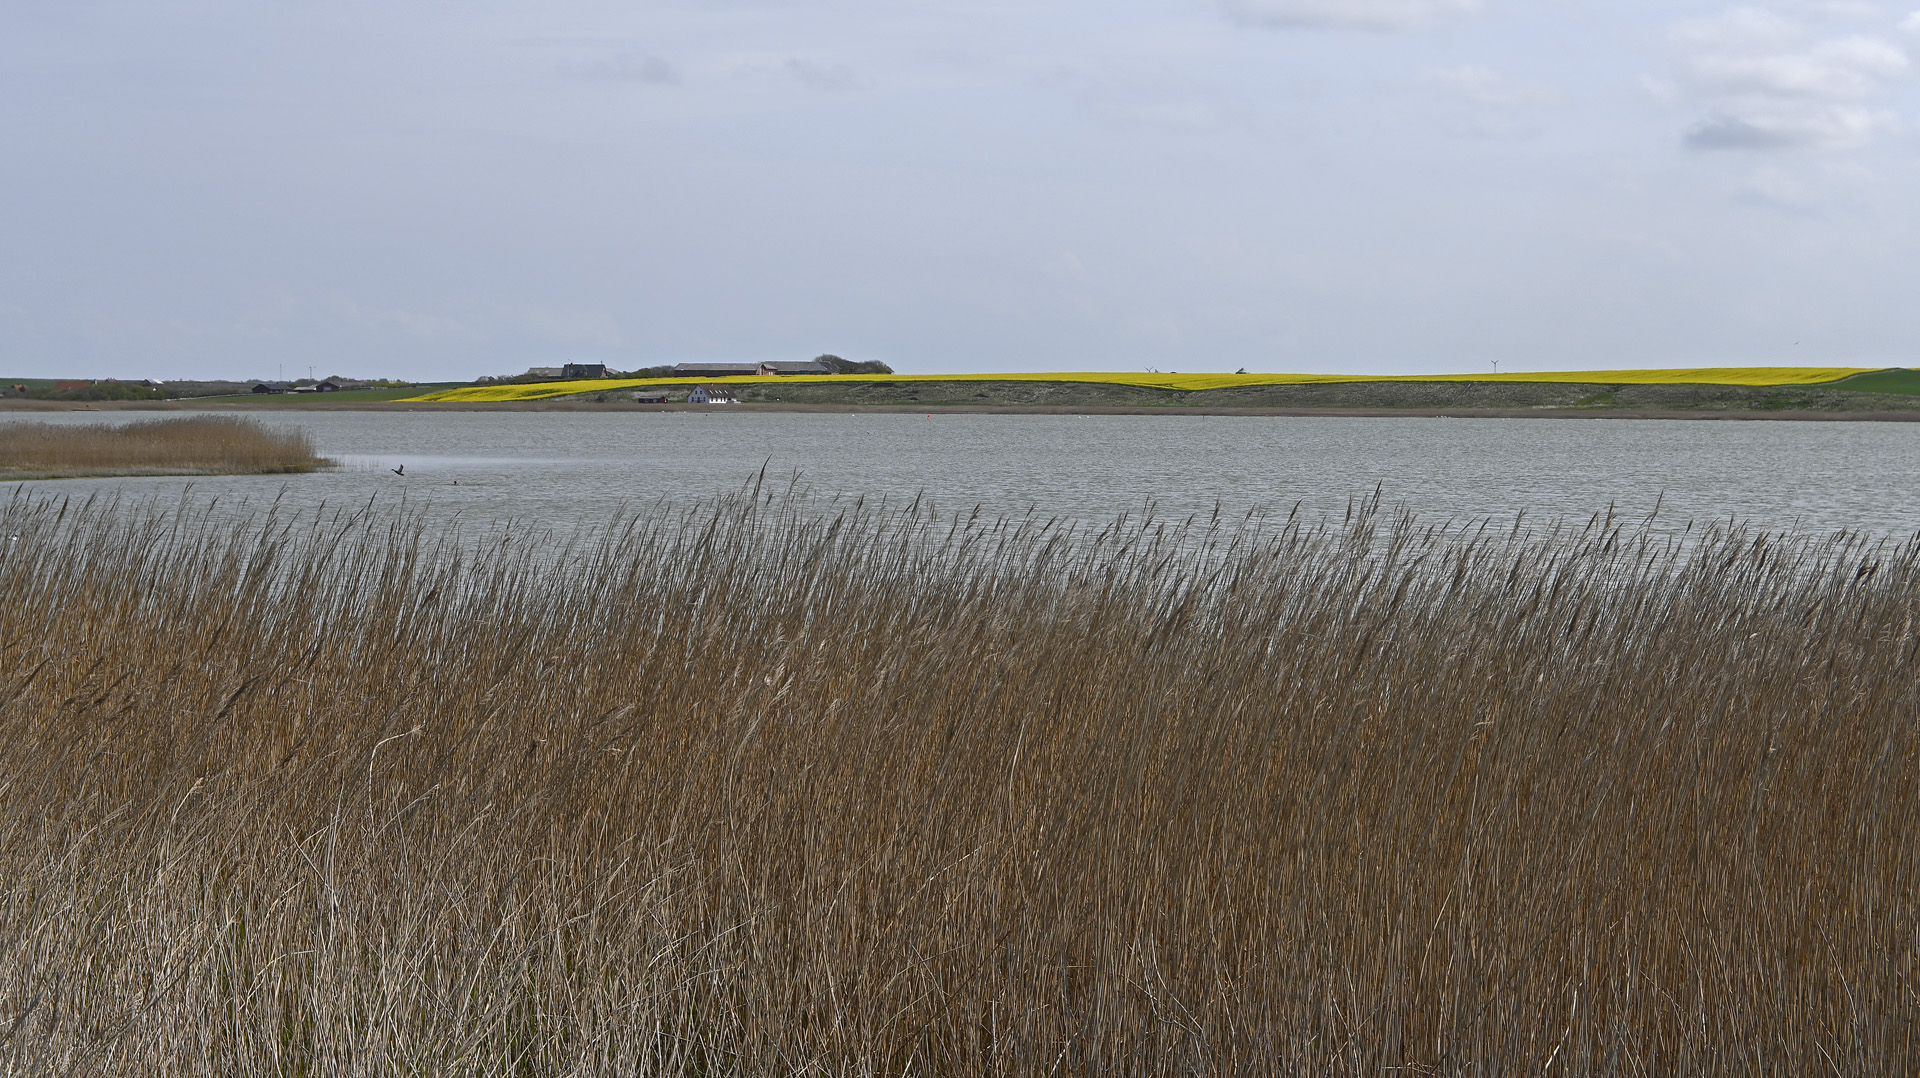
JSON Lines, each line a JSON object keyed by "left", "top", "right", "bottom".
{"left": 405, "top": 367, "right": 1881, "bottom": 402}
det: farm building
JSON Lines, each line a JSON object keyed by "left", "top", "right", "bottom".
{"left": 671, "top": 360, "right": 831, "bottom": 378}
{"left": 672, "top": 363, "right": 760, "bottom": 379}
{"left": 687, "top": 385, "right": 738, "bottom": 404}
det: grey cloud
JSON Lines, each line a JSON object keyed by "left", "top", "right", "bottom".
{"left": 786, "top": 58, "right": 859, "bottom": 91}
{"left": 1683, "top": 105, "right": 1891, "bottom": 149}
{"left": 1219, "top": 0, "right": 1482, "bottom": 32}
{"left": 515, "top": 304, "right": 626, "bottom": 348}
{"left": 1686, "top": 114, "right": 1810, "bottom": 147}
{"left": 1668, "top": 8, "right": 1909, "bottom": 151}
{"left": 564, "top": 52, "right": 680, "bottom": 85}
{"left": 1076, "top": 79, "right": 1244, "bottom": 131}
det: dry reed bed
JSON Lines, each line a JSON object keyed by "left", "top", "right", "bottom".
{"left": 0, "top": 485, "right": 1914, "bottom": 1075}
{"left": 0, "top": 416, "right": 327, "bottom": 478}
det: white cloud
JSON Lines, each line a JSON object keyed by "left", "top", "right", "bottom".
{"left": 1219, "top": 0, "right": 1482, "bottom": 32}
{"left": 1744, "top": 164, "right": 1808, "bottom": 203}
{"left": 1429, "top": 65, "right": 1550, "bottom": 107}
{"left": 1667, "top": 7, "right": 1911, "bottom": 151}
{"left": 1076, "top": 78, "right": 1244, "bottom": 131}
{"left": 1902, "top": 10, "right": 1920, "bottom": 31}
{"left": 1424, "top": 65, "right": 1557, "bottom": 139}
{"left": 1672, "top": 8, "right": 1803, "bottom": 51}
{"left": 1777, "top": 0, "right": 1886, "bottom": 17}
{"left": 1687, "top": 36, "right": 1906, "bottom": 98}
{"left": 1735, "top": 163, "right": 1827, "bottom": 212}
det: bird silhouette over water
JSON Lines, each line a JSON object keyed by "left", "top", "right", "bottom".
{"left": 392, "top": 464, "right": 405, "bottom": 476}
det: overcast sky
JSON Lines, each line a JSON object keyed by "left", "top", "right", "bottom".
{"left": 5, "top": 0, "right": 1919, "bottom": 382}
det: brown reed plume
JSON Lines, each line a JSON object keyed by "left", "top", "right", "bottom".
{"left": 0, "top": 415, "right": 327, "bottom": 478}
{"left": 0, "top": 481, "right": 1913, "bottom": 1074}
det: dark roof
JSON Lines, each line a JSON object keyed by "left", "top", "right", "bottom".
{"left": 673, "top": 362, "right": 761, "bottom": 374}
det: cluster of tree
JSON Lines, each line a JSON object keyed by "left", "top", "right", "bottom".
{"left": 147, "top": 381, "right": 262, "bottom": 398}
{"left": 2, "top": 382, "right": 175, "bottom": 401}
{"left": 814, "top": 354, "right": 893, "bottom": 375}
{"left": 471, "top": 372, "right": 587, "bottom": 385}
{"left": 282, "top": 375, "right": 400, "bottom": 389}
{"left": 607, "top": 355, "right": 896, "bottom": 377}
{"left": 473, "top": 355, "right": 894, "bottom": 384}
{"left": 2, "top": 375, "right": 412, "bottom": 402}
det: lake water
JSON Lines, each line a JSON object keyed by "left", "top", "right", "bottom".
{"left": 6, "top": 410, "right": 1917, "bottom": 538}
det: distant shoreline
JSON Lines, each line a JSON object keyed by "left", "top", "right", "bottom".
{"left": 6, "top": 398, "right": 1920, "bottom": 421}
{"left": 11, "top": 367, "right": 1920, "bottom": 418}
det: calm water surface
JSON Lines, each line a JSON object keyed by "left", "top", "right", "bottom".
{"left": 7, "top": 411, "right": 1917, "bottom": 538}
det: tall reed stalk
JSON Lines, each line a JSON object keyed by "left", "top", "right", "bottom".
{"left": 0, "top": 482, "right": 1913, "bottom": 1074}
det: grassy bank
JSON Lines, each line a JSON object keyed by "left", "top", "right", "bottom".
{"left": 0, "top": 415, "right": 329, "bottom": 478}
{"left": 544, "top": 375, "right": 1920, "bottom": 414}
{"left": 401, "top": 367, "right": 1920, "bottom": 415}
{"left": 0, "top": 487, "right": 1914, "bottom": 1073}
{"left": 176, "top": 384, "right": 466, "bottom": 406}
{"left": 408, "top": 367, "right": 1883, "bottom": 403}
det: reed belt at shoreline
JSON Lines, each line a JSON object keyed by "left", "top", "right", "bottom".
{"left": 0, "top": 484, "right": 1912, "bottom": 1072}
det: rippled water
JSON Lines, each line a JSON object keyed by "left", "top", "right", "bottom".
{"left": 5, "top": 410, "right": 1917, "bottom": 538}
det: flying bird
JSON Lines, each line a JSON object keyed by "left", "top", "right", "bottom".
{"left": 392, "top": 464, "right": 405, "bottom": 476}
